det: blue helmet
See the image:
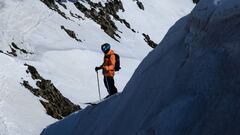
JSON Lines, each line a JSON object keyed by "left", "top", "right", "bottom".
{"left": 101, "top": 43, "right": 111, "bottom": 53}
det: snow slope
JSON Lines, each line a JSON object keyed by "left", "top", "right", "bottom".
{"left": 0, "top": 0, "right": 193, "bottom": 134}
{"left": 0, "top": 54, "right": 56, "bottom": 135}
{"left": 42, "top": 0, "right": 240, "bottom": 135}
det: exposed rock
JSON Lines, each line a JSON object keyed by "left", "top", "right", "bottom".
{"left": 41, "top": 0, "right": 139, "bottom": 42}
{"left": 11, "top": 42, "right": 33, "bottom": 54}
{"left": 134, "top": 0, "right": 144, "bottom": 10}
{"left": 193, "top": 0, "right": 200, "bottom": 4}
{"left": 40, "top": 0, "right": 69, "bottom": 19}
{"left": 6, "top": 42, "right": 33, "bottom": 57}
{"left": 61, "top": 26, "right": 82, "bottom": 42}
{"left": 7, "top": 45, "right": 17, "bottom": 57}
{"left": 74, "top": 1, "right": 120, "bottom": 41}
{"left": 0, "top": 48, "right": 14, "bottom": 57}
{"left": 137, "top": 1, "right": 144, "bottom": 10}
{"left": 22, "top": 64, "right": 81, "bottom": 120}
{"left": 70, "top": 11, "right": 84, "bottom": 20}
{"left": 142, "top": 33, "right": 158, "bottom": 48}
{"left": 74, "top": 0, "right": 136, "bottom": 41}
{"left": 58, "top": 2, "right": 67, "bottom": 9}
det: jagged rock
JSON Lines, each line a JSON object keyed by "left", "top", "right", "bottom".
{"left": 58, "top": 2, "right": 67, "bottom": 9}
{"left": 193, "top": 0, "right": 200, "bottom": 4}
{"left": 142, "top": 33, "right": 158, "bottom": 48}
{"left": 40, "top": 0, "right": 55, "bottom": 7}
{"left": 41, "top": 0, "right": 138, "bottom": 42}
{"left": 40, "top": 0, "right": 69, "bottom": 19}
{"left": 136, "top": 0, "right": 144, "bottom": 10}
{"left": 4, "top": 42, "right": 32, "bottom": 57}
{"left": 7, "top": 45, "right": 17, "bottom": 57}
{"left": 74, "top": 1, "right": 120, "bottom": 41}
{"left": 61, "top": 26, "right": 82, "bottom": 42}
{"left": 11, "top": 42, "right": 27, "bottom": 54}
{"left": 74, "top": 0, "right": 136, "bottom": 41}
{"left": 11, "top": 42, "right": 33, "bottom": 54}
{"left": 22, "top": 64, "right": 81, "bottom": 119}
{"left": 133, "top": 0, "right": 144, "bottom": 10}
{"left": 25, "top": 64, "right": 43, "bottom": 80}
{"left": 70, "top": 11, "right": 84, "bottom": 20}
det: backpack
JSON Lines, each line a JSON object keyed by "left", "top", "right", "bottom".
{"left": 114, "top": 53, "right": 121, "bottom": 71}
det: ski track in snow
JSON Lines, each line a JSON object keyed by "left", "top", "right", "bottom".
{"left": 0, "top": 59, "right": 19, "bottom": 135}
{"left": 0, "top": 116, "right": 8, "bottom": 135}
{"left": 0, "top": 72, "right": 9, "bottom": 135}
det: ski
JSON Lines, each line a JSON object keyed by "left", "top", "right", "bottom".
{"left": 83, "top": 102, "right": 98, "bottom": 106}
{"left": 79, "top": 100, "right": 101, "bottom": 106}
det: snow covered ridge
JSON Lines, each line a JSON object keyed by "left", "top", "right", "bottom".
{"left": 42, "top": 0, "right": 240, "bottom": 134}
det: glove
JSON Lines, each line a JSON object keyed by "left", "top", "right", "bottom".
{"left": 95, "top": 67, "right": 101, "bottom": 71}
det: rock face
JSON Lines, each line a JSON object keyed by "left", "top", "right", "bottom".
{"left": 3, "top": 42, "right": 33, "bottom": 57}
{"left": 142, "top": 33, "right": 158, "bottom": 48}
{"left": 61, "top": 26, "right": 82, "bottom": 42}
{"left": 39, "top": 0, "right": 158, "bottom": 48}
{"left": 22, "top": 64, "right": 81, "bottom": 120}
{"left": 41, "top": 0, "right": 240, "bottom": 134}
{"left": 40, "top": 0, "right": 139, "bottom": 42}
{"left": 74, "top": 0, "right": 135, "bottom": 41}
{"left": 40, "top": 0, "right": 68, "bottom": 19}
{"left": 193, "top": 0, "right": 200, "bottom": 4}
{"left": 134, "top": 0, "right": 144, "bottom": 10}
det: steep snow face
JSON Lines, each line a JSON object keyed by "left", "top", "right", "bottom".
{"left": 0, "top": 0, "right": 193, "bottom": 134}
{"left": 42, "top": 0, "right": 240, "bottom": 135}
{"left": 0, "top": 54, "right": 57, "bottom": 135}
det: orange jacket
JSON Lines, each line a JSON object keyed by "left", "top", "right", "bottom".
{"left": 101, "top": 50, "right": 116, "bottom": 77}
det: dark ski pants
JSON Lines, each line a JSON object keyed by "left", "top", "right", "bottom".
{"left": 104, "top": 76, "right": 118, "bottom": 96}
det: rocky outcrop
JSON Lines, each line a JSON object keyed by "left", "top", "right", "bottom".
{"left": 193, "top": 0, "right": 200, "bottom": 4}
{"left": 74, "top": 1, "right": 119, "bottom": 41}
{"left": 7, "top": 45, "right": 17, "bottom": 57}
{"left": 40, "top": 0, "right": 155, "bottom": 48}
{"left": 134, "top": 0, "right": 144, "bottom": 10}
{"left": 40, "top": 0, "right": 152, "bottom": 48}
{"left": 74, "top": 0, "right": 136, "bottom": 41}
{"left": 70, "top": 11, "right": 84, "bottom": 20}
{"left": 41, "top": 0, "right": 134, "bottom": 41}
{"left": 22, "top": 64, "right": 81, "bottom": 120}
{"left": 142, "top": 33, "right": 158, "bottom": 48}
{"left": 40, "top": 0, "right": 69, "bottom": 19}
{"left": 6, "top": 42, "right": 33, "bottom": 57}
{"left": 61, "top": 26, "right": 82, "bottom": 42}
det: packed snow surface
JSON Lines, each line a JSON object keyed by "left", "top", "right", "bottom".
{"left": 42, "top": 0, "right": 240, "bottom": 135}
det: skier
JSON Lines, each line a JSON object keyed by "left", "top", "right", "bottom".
{"left": 95, "top": 43, "right": 118, "bottom": 98}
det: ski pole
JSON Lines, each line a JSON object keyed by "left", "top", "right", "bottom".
{"left": 96, "top": 71, "right": 102, "bottom": 101}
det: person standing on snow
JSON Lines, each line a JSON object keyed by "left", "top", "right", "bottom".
{"left": 95, "top": 43, "right": 118, "bottom": 97}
